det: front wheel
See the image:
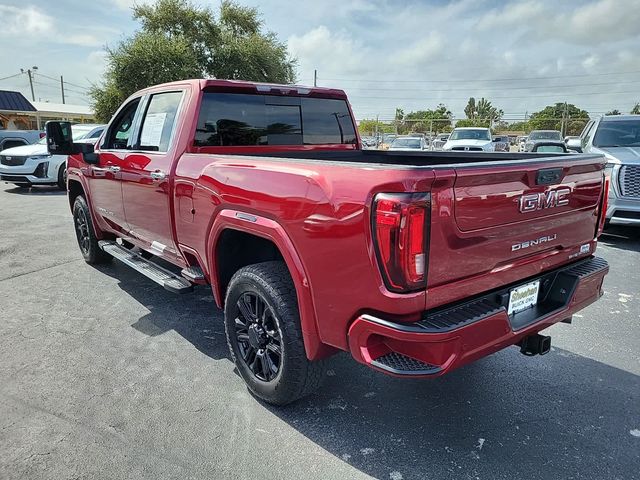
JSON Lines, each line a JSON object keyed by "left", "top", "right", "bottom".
{"left": 57, "top": 163, "right": 67, "bottom": 190}
{"left": 224, "top": 261, "right": 325, "bottom": 405}
{"left": 73, "top": 195, "right": 111, "bottom": 264}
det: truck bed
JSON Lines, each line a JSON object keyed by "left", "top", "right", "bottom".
{"left": 257, "top": 149, "right": 604, "bottom": 167}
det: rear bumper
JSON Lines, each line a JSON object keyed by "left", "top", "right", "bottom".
{"left": 348, "top": 256, "right": 609, "bottom": 377}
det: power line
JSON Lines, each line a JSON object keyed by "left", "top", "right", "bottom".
{"left": 332, "top": 80, "right": 640, "bottom": 93}
{"left": 0, "top": 72, "right": 24, "bottom": 82}
{"left": 320, "top": 69, "right": 640, "bottom": 84}
{"left": 32, "top": 77, "right": 88, "bottom": 97}
{"left": 347, "top": 89, "right": 639, "bottom": 101}
{"left": 34, "top": 71, "right": 90, "bottom": 91}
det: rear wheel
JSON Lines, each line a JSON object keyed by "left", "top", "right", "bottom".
{"left": 57, "top": 163, "right": 67, "bottom": 190}
{"left": 73, "top": 195, "right": 111, "bottom": 264}
{"left": 224, "top": 261, "right": 325, "bottom": 405}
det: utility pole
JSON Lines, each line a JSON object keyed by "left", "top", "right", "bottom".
{"left": 60, "top": 75, "right": 66, "bottom": 104}
{"left": 375, "top": 114, "right": 379, "bottom": 143}
{"left": 561, "top": 102, "right": 568, "bottom": 137}
{"left": 313, "top": 69, "right": 317, "bottom": 87}
{"left": 20, "top": 66, "right": 38, "bottom": 101}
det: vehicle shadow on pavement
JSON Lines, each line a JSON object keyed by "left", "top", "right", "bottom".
{"left": 3, "top": 186, "right": 66, "bottom": 196}
{"left": 263, "top": 347, "right": 638, "bottom": 480}
{"left": 93, "top": 261, "right": 637, "bottom": 480}
{"left": 600, "top": 226, "right": 640, "bottom": 253}
{"left": 94, "top": 262, "right": 230, "bottom": 361}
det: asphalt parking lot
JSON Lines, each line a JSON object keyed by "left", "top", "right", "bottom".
{"left": 0, "top": 183, "right": 638, "bottom": 480}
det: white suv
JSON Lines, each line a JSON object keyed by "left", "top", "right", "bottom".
{"left": 0, "top": 124, "right": 104, "bottom": 189}
{"left": 443, "top": 127, "right": 495, "bottom": 152}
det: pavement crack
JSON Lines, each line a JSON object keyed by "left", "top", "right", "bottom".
{"left": 0, "top": 259, "right": 83, "bottom": 283}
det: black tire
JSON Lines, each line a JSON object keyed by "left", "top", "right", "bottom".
{"left": 57, "top": 163, "right": 67, "bottom": 190}
{"left": 224, "top": 261, "right": 325, "bottom": 405}
{"left": 72, "top": 195, "right": 111, "bottom": 264}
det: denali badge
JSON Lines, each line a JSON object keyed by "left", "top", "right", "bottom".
{"left": 518, "top": 188, "right": 570, "bottom": 213}
{"left": 512, "top": 234, "right": 557, "bottom": 251}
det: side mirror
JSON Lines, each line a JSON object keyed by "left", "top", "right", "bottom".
{"left": 46, "top": 121, "right": 74, "bottom": 155}
{"left": 45, "top": 121, "right": 97, "bottom": 163}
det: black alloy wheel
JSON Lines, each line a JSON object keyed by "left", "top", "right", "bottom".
{"left": 75, "top": 206, "right": 91, "bottom": 256}
{"left": 234, "top": 292, "right": 282, "bottom": 382}
{"left": 224, "top": 261, "right": 326, "bottom": 405}
{"left": 72, "top": 195, "right": 111, "bottom": 264}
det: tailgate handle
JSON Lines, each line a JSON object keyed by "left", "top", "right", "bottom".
{"left": 536, "top": 168, "right": 563, "bottom": 185}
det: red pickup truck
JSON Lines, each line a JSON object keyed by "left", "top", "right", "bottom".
{"left": 46, "top": 79, "right": 609, "bottom": 405}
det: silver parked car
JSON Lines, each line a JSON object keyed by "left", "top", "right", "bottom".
{"left": 579, "top": 115, "right": 640, "bottom": 226}
{"left": 388, "top": 135, "right": 428, "bottom": 151}
{"left": 525, "top": 130, "right": 563, "bottom": 151}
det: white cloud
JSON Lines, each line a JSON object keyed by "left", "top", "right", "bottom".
{"left": 476, "top": 1, "right": 545, "bottom": 30}
{"left": 567, "top": 0, "right": 640, "bottom": 43}
{"left": 111, "top": 0, "right": 156, "bottom": 11}
{"left": 0, "top": 5, "right": 54, "bottom": 36}
{"left": 288, "top": 26, "right": 371, "bottom": 78}
{"left": 476, "top": 0, "right": 640, "bottom": 45}
{"left": 66, "top": 34, "right": 103, "bottom": 47}
{"left": 582, "top": 54, "right": 600, "bottom": 70}
{"left": 393, "top": 33, "right": 443, "bottom": 67}
{"left": 0, "top": 5, "right": 109, "bottom": 47}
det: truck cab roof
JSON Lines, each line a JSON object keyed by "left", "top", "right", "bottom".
{"left": 135, "top": 78, "right": 349, "bottom": 100}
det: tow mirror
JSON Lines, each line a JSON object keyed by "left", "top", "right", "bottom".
{"left": 45, "top": 121, "right": 74, "bottom": 155}
{"left": 45, "top": 121, "right": 98, "bottom": 164}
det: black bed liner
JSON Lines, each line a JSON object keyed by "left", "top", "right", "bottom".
{"left": 257, "top": 149, "right": 602, "bottom": 168}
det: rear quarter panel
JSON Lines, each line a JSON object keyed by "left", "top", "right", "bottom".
{"left": 174, "top": 155, "right": 436, "bottom": 351}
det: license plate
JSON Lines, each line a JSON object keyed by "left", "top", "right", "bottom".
{"left": 508, "top": 280, "right": 540, "bottom": 315}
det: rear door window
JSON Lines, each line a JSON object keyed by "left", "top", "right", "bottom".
{"left": 194, "top": 93, "right": 357, "bottom": 146}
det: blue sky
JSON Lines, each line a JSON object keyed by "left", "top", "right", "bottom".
{"left": 1, "top": 0, "right": 639, "bottom": 120}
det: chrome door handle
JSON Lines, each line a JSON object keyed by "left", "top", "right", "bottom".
{"left": 150, "top": 170, "right": 166, "bottom": 180}
{"left": 109, "top": 166, "right": 121, "bottom": 173}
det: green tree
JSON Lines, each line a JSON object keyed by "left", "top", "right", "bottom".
{"left": 506, "top": 120, "right": 531, "bottom": 133}
{"left": 403, "top": 104, "right": 453, "bottom": 134}
{"left": 606, "top": 109, "right": 621, "bottom": 115}
{"left": 631, "top": 103, "right": 640, "bottom": 114}
{"left": 528, "top": 103, "right": 589, "bottom": 134}
{"left": 90, "top": 0, "right": 296, "bottom": 122}
{"left": 358, "top": 119, "right": 394, "bottom": 135}
{"left": 393, "top": 104, "right": 453, "bottom": 134}
{"left": 464, "top": 97, "right": 477, "bottom": 119}
{"left": 464, "top": 97, "right": 503, "bottom": 122}
{"left": 455, "top": 118, "right": 491, "bottom": 128}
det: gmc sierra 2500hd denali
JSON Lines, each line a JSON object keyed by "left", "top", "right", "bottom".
{"left": 46, "top": 79, "right": 610, "bottom": 405}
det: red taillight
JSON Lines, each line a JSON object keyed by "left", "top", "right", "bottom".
{"left": 373, "top": 193, "right": 430, "bottom": 292}
{"left": 39, "top": 132, "right": 46, "bottom": 139}
{"left": 597, "top": 177, "right": 609, "bottom": 237}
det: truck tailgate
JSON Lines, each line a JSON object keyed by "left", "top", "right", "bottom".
{"left": 426, "top": 154, "right": 606, "bottom": 309}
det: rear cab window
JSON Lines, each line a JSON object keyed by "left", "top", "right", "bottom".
{"left": 194, "top": 93, "right": 357, "bottom": 147}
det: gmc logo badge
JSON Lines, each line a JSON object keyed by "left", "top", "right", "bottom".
{"left": 519, "top": 188, "right": 570, "bottom": 213}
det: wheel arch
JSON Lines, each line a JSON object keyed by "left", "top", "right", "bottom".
{"left": 207, "top": 210, "right": 335, "bottom": 360}
{"left": 67, "top": 177, "right": 85, "bottom": 211}
{"left": 67, "top": 176, "right": 112, "bottom": 241}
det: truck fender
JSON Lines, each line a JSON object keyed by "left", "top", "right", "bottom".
{"left": 206, "top": 209, "right": 334, "bottom": 360}
{"left": 67, "top": 171, "right": 108, "bottom": 240}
